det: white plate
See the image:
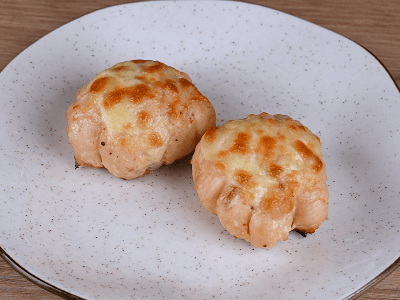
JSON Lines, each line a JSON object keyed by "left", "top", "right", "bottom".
{"left": 1, "top": 1, "right": 399, "bottom": 299}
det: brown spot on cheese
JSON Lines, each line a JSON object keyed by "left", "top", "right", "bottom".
{"left": 312, "top": 157, "right": 324, "bottom": 173}
{"left": 256, "top": 136, "right": 277, "bottom": 158}
{"left": 298, "top": 125, "right": 307, "bottom": 131}
{"left": 135, "top": 75, "right": 146, "bottom": 81}
{"left": 294, "top": 140, "right": 314, "bottom": 158}
{"left": 268, "top": 163, "right": 284, "bottom": 178}
{"left": 113, "top": 65, "right": 128, "bottom": 71}
{"left": 189, "top": 89, "right": 206, "bottom": 101}
{"left": 289, "top": 124, "right": 307, "bottom": 132}
{"left": 163, "top": 79, "right": 179, "bottom": 94}
{"left": 231, "top": 132, "right": 250, "bottom": 154}
{"left": 138, "top": 111, "right": 151, "bottom": 127}
{"left": 127, "top": 84, "right": 153, "bottom": 104}
{"left": 234, "top": 169, "right": 254, "bottom": 186}
{"left": 90, "top": 76, "right": 111, "bottom": 93}
{"left": 294, "top": 140, "right": 323, "bottom": 173}
{"left": 103, "top": 86, "right": 124, "bottom": 109}
{"left": 203, "top": 126, "right": 219, "bottom": 144}
{"left": 148, "top": 132, "right": 163, "bottom": 148}
{"left": 277, "top": 134, "right": 286, "bottom": 141}
{"left": 178, "top": 78, "right": 193, "bottom": 89}
{"left": 103, "top": 84, "right": 153, "bottom": 109}
{"left": 266, "top": 118, "right": 277, "bottom": 126}
{"left": 143, "top": 61, "right": 163, "bottom": 73}
{"left": 131, "top": 59, "right": 146, "bottom": 64}
{"left": 219, "top": 132, "right": 250, "bottom": 158}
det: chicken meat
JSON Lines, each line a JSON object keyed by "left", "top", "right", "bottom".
{"left": 191, "top": 113, "right": 328, "bottom": 248}
{"left": 66, "top": 60, "right": 216, "bottom": 179}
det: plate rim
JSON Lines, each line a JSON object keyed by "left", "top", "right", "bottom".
{"left": 2, "top": 247, "right": 400, "bottom": 300}
{"left": 0, "top": 247, "right": 83, "bottom": 300}
{"left": 1, "top": 0, "right": 399, "bottom": 299}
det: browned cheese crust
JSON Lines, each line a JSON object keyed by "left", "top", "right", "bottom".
{"left": 191, "top": 113, "right": 328, "bottom": 248}
{"left": 66, "top": 60, "right": 216, "bottom": 179}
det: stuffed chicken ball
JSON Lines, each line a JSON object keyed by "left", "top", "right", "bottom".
{"left": 191, "top": 113, "right": 328, "bottom": 248}
{"left": 66, "top": 60, "right": 216, "bottom": 179}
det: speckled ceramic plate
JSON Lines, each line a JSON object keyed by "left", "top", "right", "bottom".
{"left": 1, "top": 1, "right": 399, "bottom": 299}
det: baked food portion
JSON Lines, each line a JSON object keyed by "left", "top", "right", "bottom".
{"left": 66, "top": 60, "right": 216, "bottom": 179}
{"left": 191, "top": 113, "right": 328, "bottom": 248}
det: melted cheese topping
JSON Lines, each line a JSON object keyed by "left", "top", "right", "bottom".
{"left": 200, "top": 113, "right": 325, "bottom": 209}
{"left": 86, "top": 60, "right": 207, "bottom": 168}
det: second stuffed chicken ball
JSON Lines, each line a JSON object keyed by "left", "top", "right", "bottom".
{"left": 191, "top": 113, "right": 329, "bottom": 248}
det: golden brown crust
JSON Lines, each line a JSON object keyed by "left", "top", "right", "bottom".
{"left": 66, "top": 60, "right": 216, "bottom": 179}
{"left": 191, "top": 113, "right": 329, "bottom": 248}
